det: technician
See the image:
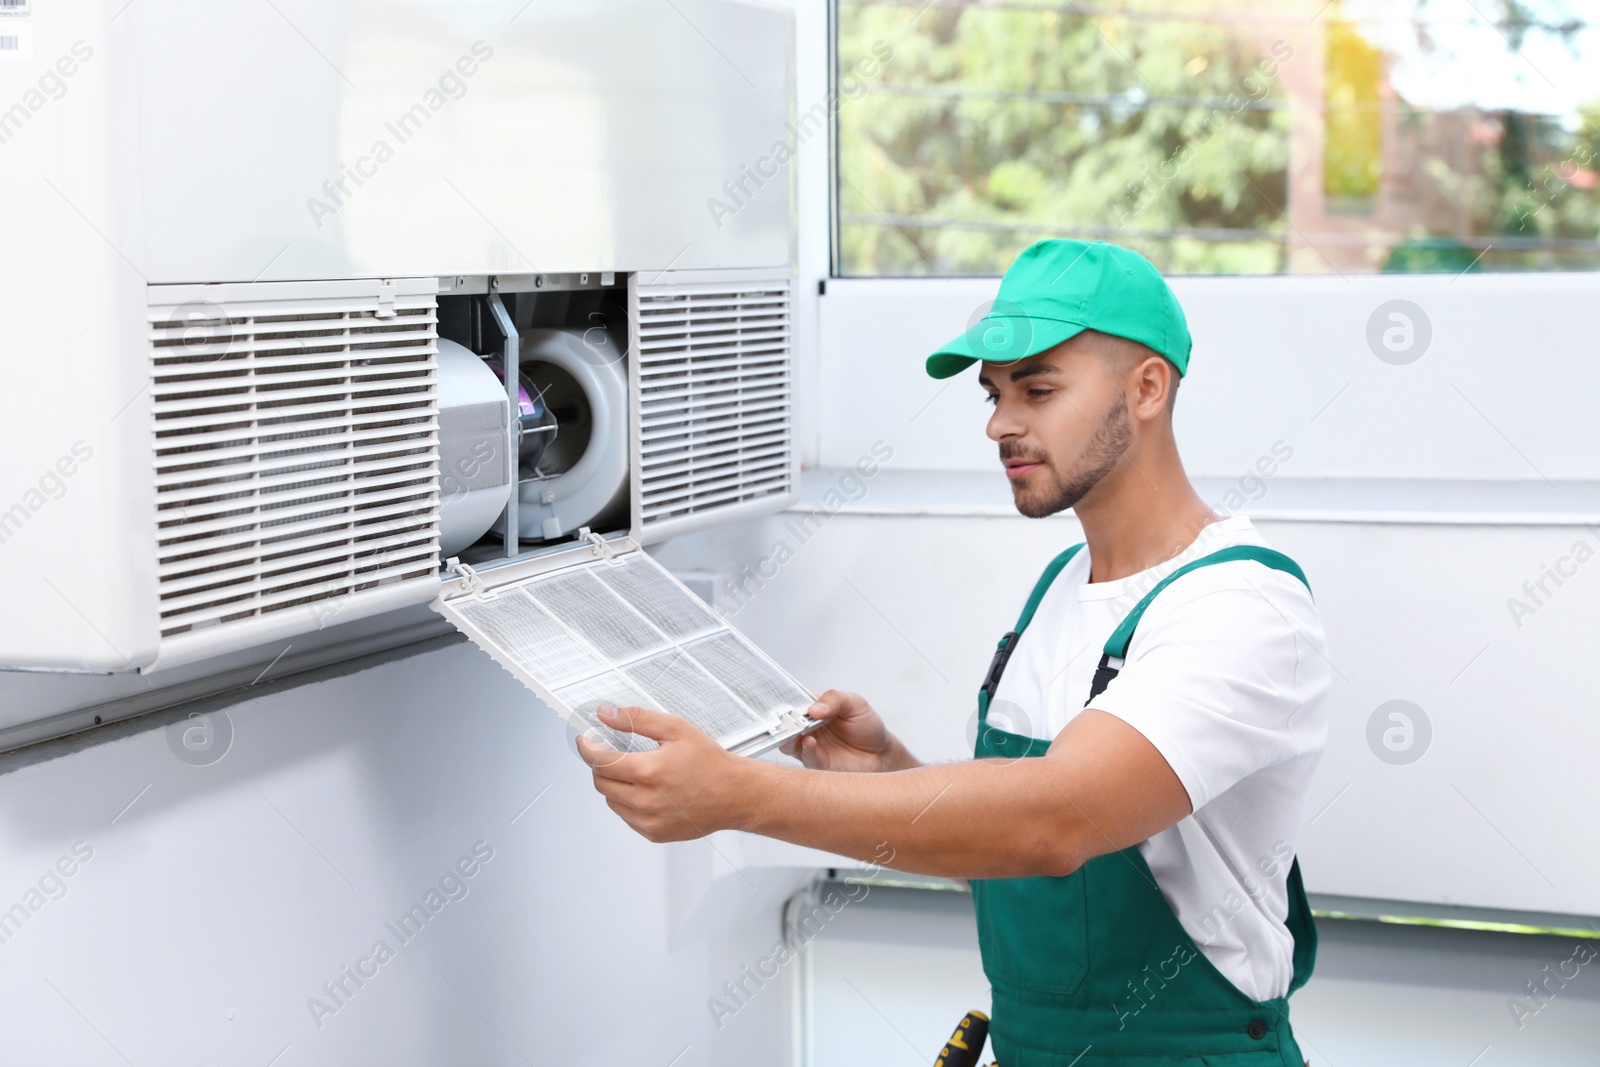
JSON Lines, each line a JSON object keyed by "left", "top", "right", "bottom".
{"left": 578, "top": 239, "right": 1331, "bottom": 1066}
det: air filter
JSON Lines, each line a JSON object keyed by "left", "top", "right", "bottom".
{"left": 433, "top": 537, "right": 818, "bottom": 756}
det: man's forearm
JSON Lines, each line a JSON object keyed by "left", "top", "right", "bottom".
{"left": 731, "top": 756, "right": 1084, "bottom": 879}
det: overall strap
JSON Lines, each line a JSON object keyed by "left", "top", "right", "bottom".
{"left": 1086, "top": 545, "right": 1312, "bottom": 706}
{"left": 1285, "top": 855, "right": 1318, "bottom": 994}
{"left": 979, "top": 543, "right": 1085, "bottom": 708}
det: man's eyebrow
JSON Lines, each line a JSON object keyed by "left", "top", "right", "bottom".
{"left": 979, "top": 363, "right": 1060, "bottom": 388}
{"left": 1007, "top": 363, "right": 1060, "bottom": 382}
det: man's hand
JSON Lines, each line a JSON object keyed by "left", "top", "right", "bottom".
{"left": 574, "top": 700, "right": 1190, "bottom": 880}
{"left": 575, "top": 705, "right": 751, "bottom": 843}
{"left": 778, "top": 690, "right": 920, "bottom": 773}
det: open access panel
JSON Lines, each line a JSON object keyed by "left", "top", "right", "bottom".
{"left": 432, "top": 532, "right": 822, "bottom": 757}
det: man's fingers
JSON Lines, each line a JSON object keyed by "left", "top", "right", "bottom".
{"left": 780, "top": 726, "right": 818, "bottom": 765}
{"left": 603, "top": 795, "right": 647, "bottom": 833}
{"left": 574, "top": 727, "right": 630, "bottom": 771}
{"left": 576, "top": 734, "right": 646, "bottom": 780}
{"left": 810, "top": 689, "right": 872, "bottom": 723}
{"left": 590, "top": 772, "right": 651, "bottom": 808}
{"left": 600, "top": 781, "right": 690, "bottom": 843}
{"left": 807, "top": 690, "right": 849, "bottom": 720}
{"left": 598, "top": 704, "right": 686, "bottom": 743}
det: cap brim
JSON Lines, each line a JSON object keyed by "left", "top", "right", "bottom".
{"left": 924, "top": 316, "right": 1087, "bottom": 379}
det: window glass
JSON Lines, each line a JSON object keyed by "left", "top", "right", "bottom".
{"left": 835, "top": 0, "right": 1600, "bottom": 275}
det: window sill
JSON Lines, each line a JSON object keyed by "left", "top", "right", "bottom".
{"left": 794, "top": 468, "right": 1600, "bottom": 526}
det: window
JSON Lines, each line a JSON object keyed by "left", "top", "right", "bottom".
{"left": 834, "top": 0, "right": 1600, "bottom": 275}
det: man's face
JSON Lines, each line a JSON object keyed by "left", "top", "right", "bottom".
{"left": 978, "top": 335, "right": 1131, "bottom": 518}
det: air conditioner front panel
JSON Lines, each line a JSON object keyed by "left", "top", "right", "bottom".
{"left": 0, "top": 254, "right": 156, "bottom": 671}
{"left": 630, "top": 268, "right": 797, "bottom": 545}
{"left": 145, "top": 278, "right": 443, "bottom": 671}
{"left": 116, "top": 0, "right": 792, "bottom": 282}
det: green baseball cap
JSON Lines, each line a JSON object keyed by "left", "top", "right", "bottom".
{"left": 924, "top": 239, "right": 1192, "bottom": 380}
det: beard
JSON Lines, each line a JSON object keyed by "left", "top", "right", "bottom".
{"left": 1003, "top": 396, "right": 1131, "bottom": 518}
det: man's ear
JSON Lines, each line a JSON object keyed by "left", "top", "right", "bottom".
{"left": 1129, "top": 356, "right": 1174, "bottom": 420}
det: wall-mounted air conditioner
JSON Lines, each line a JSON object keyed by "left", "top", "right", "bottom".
{"left": 132, "top": 267, "right": 796, "bottom": 661}
{"left": 0, "top": 0, "right": 811, "bottom": 752}
{"left": 138, "top": 267, "right": 803, "bottom": 752}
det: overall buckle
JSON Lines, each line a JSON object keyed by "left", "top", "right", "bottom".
{"left": 1085, "top": 651, "right": 1124, "bottom": 706}
{"left": 980, "top": 630, "right": 1019, "bottom": 702}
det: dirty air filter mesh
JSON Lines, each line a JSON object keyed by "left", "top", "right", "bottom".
{"left": 437, "top": 551, "right": 814, "bottom": 751}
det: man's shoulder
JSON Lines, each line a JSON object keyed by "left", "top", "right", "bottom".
{"left": 1150, "top": 554, "right": 1318, "bottom": 619}
{"left": 1187, "top": 518, "right": 1312, "bottom": 593}
{"left": 1134, "top": 526, "right": 1324, "bottom": 648}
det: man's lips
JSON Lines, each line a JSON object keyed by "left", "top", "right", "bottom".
{"left": 1004, "top": 460, "right": 1044, "bottom": 480}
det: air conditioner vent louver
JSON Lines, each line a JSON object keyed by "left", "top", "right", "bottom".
{"left": 631, "top": 270, "right": 794, "bottom": 541}
{"left": 147, "top": 284, "right": 441, "bottom": 640}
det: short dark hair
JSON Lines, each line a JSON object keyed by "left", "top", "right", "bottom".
{"left": 1085, "top": 329, "right": 1180, "bottom": 413}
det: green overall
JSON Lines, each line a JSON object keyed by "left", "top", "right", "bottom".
{"left": 971, "top": 543, "right": 1318, "bottom": 1066}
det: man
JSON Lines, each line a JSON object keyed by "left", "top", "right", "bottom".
{"left": 578, "top": 239, "right": 1331, "bottom": 1065}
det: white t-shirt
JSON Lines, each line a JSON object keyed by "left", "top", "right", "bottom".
{"left": 987, "top": 514, "right": 1331, "bottom": 1002}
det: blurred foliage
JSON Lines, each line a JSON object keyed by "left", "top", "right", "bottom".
{"left": 1485, "top": 100, "right": 1600, "bottom": 270}
{"left": 836, "top": 0, "right": 1600, "bottom": 276}
{"left": 837, "top": 1, "right": 1292, "bottom": 274}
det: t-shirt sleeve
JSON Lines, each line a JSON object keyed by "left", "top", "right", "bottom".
{"left": 1086, "top": 565, "right": 1331, "bottom": 811}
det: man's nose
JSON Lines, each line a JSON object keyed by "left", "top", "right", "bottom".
{"left": 986, "top": 398, "right": 1025, "bottom": 442}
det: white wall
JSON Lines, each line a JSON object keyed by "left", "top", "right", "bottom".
{"left": 0, "top": 639, "right": 810, "bottom": 1066}
{"left": 808, "top": 885, "right": 1600, "bottom": 1067}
